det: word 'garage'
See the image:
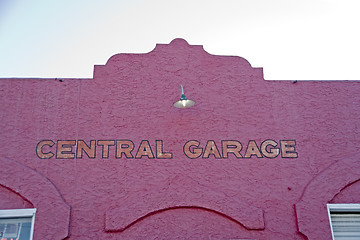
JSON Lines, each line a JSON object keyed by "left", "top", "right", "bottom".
{"left": 36, "top": 139, "right": 298, "bottom": 159}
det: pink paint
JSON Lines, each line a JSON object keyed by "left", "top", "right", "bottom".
{"left": 0, "top": 38, "right": 359, "bottom": 239}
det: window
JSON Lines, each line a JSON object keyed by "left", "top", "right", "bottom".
{"left": 327, "top": 204, "right": 360, "bottom": 240}
{"left": 0, "top": 209, "right": 36, "bottom": 240}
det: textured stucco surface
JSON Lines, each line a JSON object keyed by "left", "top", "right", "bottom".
{"left": 0, "top": 157, "right": 71, "bottom": 239}
{"left": 0, "top": 39, "right": 359, "bottom": 239}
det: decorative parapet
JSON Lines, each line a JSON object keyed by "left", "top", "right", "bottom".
{"left": 93, "top": 38, "right": 263, "bottom": 80}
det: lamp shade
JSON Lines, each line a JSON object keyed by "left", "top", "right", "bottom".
{"left": 173, "top": 85, "right": 195, "bottom": 108}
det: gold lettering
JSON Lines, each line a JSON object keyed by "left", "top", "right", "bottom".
{"left": 36, "top": 140, "right": 55, "bottom": 159}
{"left": 56, "top": 140, "right": 76, "bottom": 159}
{"left": 116, "top": 140, "right": 134, "bottom": 158}
{"left": 280, "top": 140, "right": 298, "bottom": 158}
{"left": 76, "top": 140, "right": 96, "bottom": 158}
{"left": 222, "top": 140, "right": 242, "bottom": 158}
{"left": 203, "top": 140, "right": 221, "bottom": 158}
{"left": 97, "top": 140, "right": 115, "bottom": 158}
{"left": 183, "top": 140, "right": 203, "bottom": 159}
{"left": 156, "top": 140, "right": 172, "bottom": 159}
{"left": 260, "top": 140, "right": 279, "bottom": 158}
{"left": 135, "top": 140, "right": 154, "bottom": 159}
{"left": 244, "top": 140, "right": 262, "bottom": 158}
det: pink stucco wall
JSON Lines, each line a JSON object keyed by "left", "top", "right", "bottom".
{"left": 0, "top": 39, "right": 359, "bottom": 239}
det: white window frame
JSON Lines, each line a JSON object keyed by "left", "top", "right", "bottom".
{"left": 0, "top": 208, "right": 36, "bottom": 240}
{"left": 327, "top": 203, "right": 360, "bottom": 240}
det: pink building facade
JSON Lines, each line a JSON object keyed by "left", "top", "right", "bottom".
{"left": 0, "top": 39, "right": 359, "bottom": 239}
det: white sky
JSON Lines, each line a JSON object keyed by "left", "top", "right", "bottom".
{"left": 0, "top": 0, "right": 359, "bottom": 80}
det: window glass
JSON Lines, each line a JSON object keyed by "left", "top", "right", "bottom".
{"left": 328, "top": 204, "right": 360, "bottom": 240}
{"left": 0, "top": 209, "right": 36, "bottom": 240}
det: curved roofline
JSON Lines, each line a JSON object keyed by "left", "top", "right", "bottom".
{"left": 104, "top": 38, "right": 253, "bottom": 67}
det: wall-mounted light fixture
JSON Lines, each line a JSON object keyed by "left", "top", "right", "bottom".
{"left": 173, "top": 85, "right": 195, "bottom": 108}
